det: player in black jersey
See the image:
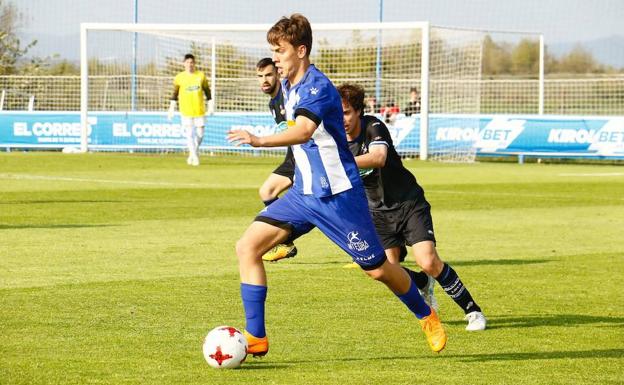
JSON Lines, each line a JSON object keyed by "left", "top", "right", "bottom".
{"left": 338, "top": 83, "right": 487, "bottom": 331}
{"left": 255, "top": 58, "right": 297, "bottom": 262}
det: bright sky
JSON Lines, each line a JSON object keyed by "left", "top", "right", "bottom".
{"left": 13, "top": 0, "right": 624, "bottom": 61}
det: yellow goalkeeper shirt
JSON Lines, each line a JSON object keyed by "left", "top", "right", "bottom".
{"left": 173, "top": 70, "right": 210, "bottom": 117}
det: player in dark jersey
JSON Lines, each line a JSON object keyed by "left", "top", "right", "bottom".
{"left": 338, "top": 83, "right": 487, "bottom": 331}
{"left": 255, "top": 58, "right": 297, "bottom": 262}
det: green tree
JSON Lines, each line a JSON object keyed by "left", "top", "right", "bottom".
{"left": 482, "top": 35, "right": 512, "bottom": 76}
{"left": 511, "top": 38, "right": 540, "bottom": 76}
{"left": 556, "top": 44, "right": 600, "bottom": 73}
{"left": 0, "top": 0, "right": 36, "bottom": 75}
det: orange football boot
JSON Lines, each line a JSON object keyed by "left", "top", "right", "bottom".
{"left": 243, "top": 330, "right": 269, "bottom": 357}
{"left": 419, "top": 307, "right": 447, "bottom": 353}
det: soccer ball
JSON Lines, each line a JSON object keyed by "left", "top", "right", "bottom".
{"left": 202, "top": 326, "right": 248, "bottom": 369}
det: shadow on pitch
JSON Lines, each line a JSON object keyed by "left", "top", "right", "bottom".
{"left": 0, "top": 199, "right": 129, "bottom": 205}
{"left": 445, "top": 314, "right": 624, "bottom": 329}
{"left": 447, "top": 348, "right": 624, "bottom": 362}
{"left": 449, "top": 258, "right": 550, "bottom": 267}
{"left": 267, "top": 258, "right": 551, "bottom": 267}
{"left": 242, "top": 348, "right": 624, "bottom": 368}
{"left": 0, "top": 224, "right": 114, "bottom": 230}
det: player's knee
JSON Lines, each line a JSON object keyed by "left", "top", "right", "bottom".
{"left": 235, "top": 238, "right": 256, "bottom": 261}
{"left": 364, "top": 268, "right": 389, "bottom": 283}
{"left": 258, "top": 184, "right": 276, "bottom": 201}
{"left": 417, "top": 253, "right": 443, "bottom": 276}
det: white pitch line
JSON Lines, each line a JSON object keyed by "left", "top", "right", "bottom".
{"left": 0, "top": 173, "right": 256, "bottom": 189}
{"left": 557, "top": 172, "right": 624, "bottom": 177}
{"left": 429, "top": 189, "right": 566, "bottom": 199}
{"left": 428, "top": 189, "right": 624, "bottom": 201}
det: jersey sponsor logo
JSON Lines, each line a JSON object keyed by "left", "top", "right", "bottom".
{"left": 354, "top": 254, "right": 377, "bottom": 262}
{"left": 185, "top": 85, "right": 200, "bottom": 92}
{"left": 347, "top": 231, "right": 370, "bottom": 252}
{"left": 319, "top": 176, "right": 329, "bottom": 188}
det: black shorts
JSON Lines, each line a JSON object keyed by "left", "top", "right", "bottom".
{"left": 272, "top": 146, "right": 295, "bottom": 181}
{"left": 370, "top": 201, "right": 436, "bottom": 250}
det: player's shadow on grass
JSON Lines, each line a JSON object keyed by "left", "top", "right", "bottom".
{"left": 0, "top": 224, "right": 113, "bottom": 230}
{"left": 445, "top": 314, "right": 624, "bottom": 329}
{"left": 282, "top": 258, "right": 550, "bottom": 267}
{"left": 449, "top": 348, "right": 624, "bottom": 362}
{"left": 448, "top": 258, "right": 550, "bottom": 267}
{"left": 0, "top": 199, "right": 128, "bottom": 204}
{"left": 244, "top": 348, "right": 624, "bottom": 368}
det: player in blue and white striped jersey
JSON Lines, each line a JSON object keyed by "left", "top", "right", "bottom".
{"left": 227, "top": 14, "right": 447, "bottom": 356}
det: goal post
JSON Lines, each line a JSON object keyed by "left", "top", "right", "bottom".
{"left": 79, "top": 21, "right": 497, "bottom": 161}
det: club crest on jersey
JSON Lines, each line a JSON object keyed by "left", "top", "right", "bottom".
{"left": 347, "top": 231, "right": 369, "bottom": 252}
{"left": 310, "top": 87, "right": 319, "bottom": 95}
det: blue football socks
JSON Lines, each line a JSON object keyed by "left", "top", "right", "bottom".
{"left": 241, "top": 283, "right": 268, "bottom": 338}
{"left": 397, "top": 279, "right": 432, "bottom": 319}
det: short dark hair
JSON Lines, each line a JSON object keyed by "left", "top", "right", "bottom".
{"left": 410, "top": 87, "right": 418, "bottom": 93}
{"left": 337, "top": 83, "right": 366, "bottom": 117}
{"left": 256, "top": 57, "right": 275, "bottom": 70}
{"left": 184, "top": 53, "right": 195, "bottom": 61}
{"left": 267, "top": 13, "right": 313, "bottom": 57}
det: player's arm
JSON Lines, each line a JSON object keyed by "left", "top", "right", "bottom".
{"left": 355, "top": 143, "right": 388, "bottom": 168}
{"left": 202, "top": 76, "right": 211, "bottom": 101}
{"left": 355, "top": 118, "right": 391, "bottom": 168}
{"left": 202, "top": 75, "right": 215, "bottom": 115}
{"left": 168, "top": 83, "right": 180, "bottom": 120}
{"left": 227, "top": 114, "right": 316, "bottom": 147}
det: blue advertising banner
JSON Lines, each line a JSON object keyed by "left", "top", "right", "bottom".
{"left": 1, "top": 111, "right": 623, "bottom": 158}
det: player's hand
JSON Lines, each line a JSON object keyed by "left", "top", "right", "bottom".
{"left": 227, "top": 129, "right": 260, "bottom": 147}
{"left": 167, "top": 100, "right": 176, "bottom": 121}
{"left": 207, "top": 100, "right": 215, "bottom": 116}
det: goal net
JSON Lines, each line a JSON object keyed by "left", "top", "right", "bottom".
{"left": 80, "top": 22, "right": 485, "bottom": 161}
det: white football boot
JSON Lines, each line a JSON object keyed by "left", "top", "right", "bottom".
{"left": 465, "top": 311, "right": 487, "bottom": 331}
{"left": 418, "top": 274, "right": 439, "bottom": 312}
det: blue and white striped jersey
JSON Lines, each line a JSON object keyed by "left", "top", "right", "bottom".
{"left": 282, "top": 65, "right": 362, "bottom": 197}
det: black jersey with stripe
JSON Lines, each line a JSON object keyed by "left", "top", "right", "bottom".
{"left": 348, "top": 115, "right": 428, "bottom": 210}
{"left": 269, "top": 84, "right": 286, "bottom": 124}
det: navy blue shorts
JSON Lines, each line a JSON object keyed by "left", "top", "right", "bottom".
{"left": 255, "top": 187, "right": 387, "bottom": 270}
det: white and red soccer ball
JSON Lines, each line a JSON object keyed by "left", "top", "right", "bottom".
{"left": 202, "top": 326, "right": 248, "bottom": 369}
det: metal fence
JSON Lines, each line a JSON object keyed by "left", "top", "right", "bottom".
{"left": 1, "top": 75, "right": 623, "bottom": 115}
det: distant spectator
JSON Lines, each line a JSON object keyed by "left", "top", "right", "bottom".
{"left": 380, "top": 99, "right": 400, "bottom": 124}
{"left": 404, "top": 87, "right": 421, "bottom": 116}
{"left": 366, "top": 96, "right": 380, "bottom": 114}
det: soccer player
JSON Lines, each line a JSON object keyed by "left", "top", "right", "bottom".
{"left": 337, "top": 82, "right": 487, "bottom": 331}
{"left": 227, "top": 14, "right": 447, "bottom": 356}
{"left": 255, "top": 57, "right": 298, "bottom": 262}
{"left": 168, "top": 53, "right": 212, "bottom": 166}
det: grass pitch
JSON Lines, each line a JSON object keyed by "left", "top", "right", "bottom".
{"left": 1, "top": 152, "right": 623, "bottom": 385}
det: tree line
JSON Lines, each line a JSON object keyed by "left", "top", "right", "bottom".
{"left": 2, "top": 0, "right": 622, "bottom": 77}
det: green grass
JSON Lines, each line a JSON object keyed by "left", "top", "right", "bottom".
{"left": 1, "top": 152, "right": 623, "bottom": 385}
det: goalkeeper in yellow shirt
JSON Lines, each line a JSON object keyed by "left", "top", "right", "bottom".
{"left": 168, "top": 53, "right": 212, "bottom": 166}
